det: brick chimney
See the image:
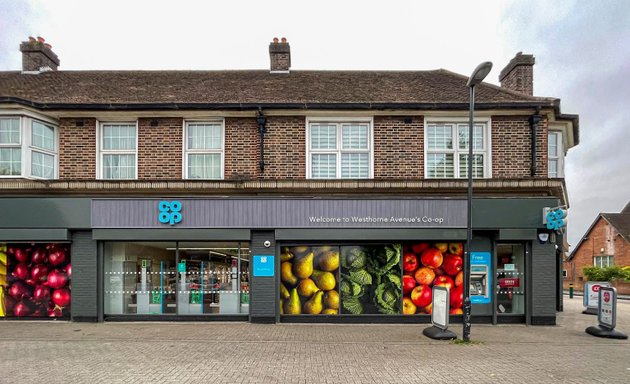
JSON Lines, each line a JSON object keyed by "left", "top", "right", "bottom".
{"left": 499, "top": 52, "right": 535, "bottom": 95}
{"left": 269, "top": 37, "right": 290, "bottom": 73}
{"left": 20, "top": 36, "right": 60, "bottom": 73}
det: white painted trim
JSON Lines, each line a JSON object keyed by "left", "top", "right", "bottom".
{"left": 547, "top": 130, "right": 564, "bottom": 178}
{"left": 96, "top": 121, "right": 138, "bottom": 180}
{"left": 305, "top": 116, "right": 374, "bottom": 179}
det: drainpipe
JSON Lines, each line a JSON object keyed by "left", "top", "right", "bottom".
{"left": 529, "top": 111, "right": 543, "bottom": 176}
{"left": 256, "top": 108, "right": 267, "bottom": 172}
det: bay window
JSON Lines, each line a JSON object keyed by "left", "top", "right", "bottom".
{"left": 184, "top": 121, "right": 224, "bottom": 179}
{"left": 0, "top": 116, "right": 58, "bottom": 179}
{"left": 425, "top": 120, "right": 490, "bottom": 178}
{"left": 98, "top": 122, "right": 137, "bottom": 179}
{"left": 307, "top": 119, "right": 372, "bottom": 179}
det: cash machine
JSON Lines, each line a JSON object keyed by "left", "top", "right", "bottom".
{"left": 469, "top": 252, "right": 491, "bottom": 304}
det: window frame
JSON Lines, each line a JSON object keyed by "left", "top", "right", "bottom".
{"left": 96, "top": 121, "right": 138, "bottom": 180}
{"left": 548, "top": 130, "right": 564, "bottom": 178}
{"left": 182, "top": 119, "right": 225, "bottom": 180}
{"left": 593, "top": 255, "right": 613, "bottom": 268}
{"left": 0, "top": 114, "right": 59, "bottom": 179}
{"left": 424, "top": 117, "right": 492, "bottom": 179}
{"left": 306, "top": 117, "right": 374, "bottom": 179}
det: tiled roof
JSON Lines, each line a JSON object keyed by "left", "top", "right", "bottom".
{"left": 602, "top": 213, "right": 630, "bottom": 243}
{"left": 0, "top": 69, "right": 557, "bottom": 107}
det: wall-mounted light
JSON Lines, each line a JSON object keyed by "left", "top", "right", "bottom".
{"left": 537, "top": 232, "right": 550, "bottom": 244}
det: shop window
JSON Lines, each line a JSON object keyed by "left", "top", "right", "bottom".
{"left": 0, "top": 116, "right": 58, "bottom": 179}
{"left": 0, "top": 242, "right": 71, "bottom": 318}
{"left": 496, "top": 244, "right": 525, "bottom": 315}
{"left": 184, "top": 121, "right": 224, "bottom": 179}
{"left": 98, "top": 122, "right": 137, "bottom": 179}
{"left": 279, "top": 241, "right": 466, "bottom": 316}
{"left": 307, "top": 119, "right": 373, "bottom": 179}
{"left": 593, "top": 255, "right": 613, "bottom": 268}
{"left": 103, "top": 241, "right": 249, "bottom": 316}
{"left": 425, "top": 120, "right": 490, "bottom": 178}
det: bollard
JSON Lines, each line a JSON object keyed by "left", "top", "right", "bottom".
{"left": 569, "top": 283, "right": 574, "bottom": 298}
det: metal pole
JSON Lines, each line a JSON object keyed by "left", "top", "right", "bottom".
{"left": 463, "top": 84, "right": 475, "bottom": 341}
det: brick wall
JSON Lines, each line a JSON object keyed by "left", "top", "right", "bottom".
{"left": 262, "top": 117, "right": 306, "bottom": 179}
{"left": 563, "top": 217, "right": 630, "bottom": 290}
{"left": 500, "top": 65, "right": 534, "bottom": 95}
{"left": 59, "top": 118, "right": 97, "bottom": 179}
{"left": 374, "top": 116, "right": 423, "bottom": 178}
{"left": 492, "top": 116, "right": 547, "bottom": 178}
{"left": 138, "top": 118, "right": 182, "bottom": 179}
{"left": 225, "top": 117, "right": 259, "bottom": 179}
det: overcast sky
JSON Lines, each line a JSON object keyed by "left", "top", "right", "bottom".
{"left": 1, "top": 0, "right": 629, "bottom": 251}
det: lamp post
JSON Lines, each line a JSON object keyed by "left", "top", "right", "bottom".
{"left": 463, "top": 61, "right": 492, "bottom": 342}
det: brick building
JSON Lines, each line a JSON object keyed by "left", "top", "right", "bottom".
{"left": 564, "top": 202, "right": 630, "bottom": 293}
{"left": 0, "top": 37, "right": 578, "bottom": 324}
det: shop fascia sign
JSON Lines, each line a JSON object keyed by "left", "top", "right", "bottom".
{"left": 158, "top": 200, "right": 182, "bottom": 226}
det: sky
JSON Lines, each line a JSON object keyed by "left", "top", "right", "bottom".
{"left": 1, "top": 0, "right": 629, "bottom": 251}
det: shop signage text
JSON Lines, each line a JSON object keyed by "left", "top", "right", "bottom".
{"left": 158, "top": 201, "right": 182, "bottom": 226}
{"left": 308, "top": 216, "right": 445, "bottom": 224}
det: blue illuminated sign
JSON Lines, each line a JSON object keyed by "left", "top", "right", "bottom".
{"left": 158, "top": 201, "right": 182, "bottom": 225}
{"left": 253, "top": 255, "right": 275, "bottom": 277}
{"left": 470, "top": 252, "right": 491, "bottom": 304}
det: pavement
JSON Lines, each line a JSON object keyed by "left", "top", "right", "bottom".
{"left": 0, "top": 295, "right": 629, "bottom": 384}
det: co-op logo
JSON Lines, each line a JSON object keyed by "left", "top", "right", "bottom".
{"left": 158, "top": 201, "right": 182, "bottom": 225}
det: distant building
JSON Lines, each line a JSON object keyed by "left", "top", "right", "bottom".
{"left": 564, "top": 202, "right": 630, "bottom": 293}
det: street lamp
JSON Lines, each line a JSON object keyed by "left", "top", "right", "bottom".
{"left": 463, "top": 61, "right": 492, "bottom": 342}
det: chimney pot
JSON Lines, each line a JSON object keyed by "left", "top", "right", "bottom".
{"left": 281, "top": 37, "right": 287, "bottom": 43}
{"left": 499, "top": 52, "right": 535, "bottom": 95}
{"left": 273, "top": 37, "right": 279, "bottom": 43}
{"left": 37, "top": 36, "right": 45, "bottom": 43}
{"left": 28, "top": 36, "right": 36, "bottom": 42}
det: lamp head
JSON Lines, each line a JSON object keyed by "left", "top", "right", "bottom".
{"left": 466, "top": 61, "right": 493, "bottom": 88}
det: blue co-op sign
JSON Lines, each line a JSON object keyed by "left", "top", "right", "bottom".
{"left": 158, "top": 201, "right": 182, "bottom": 225}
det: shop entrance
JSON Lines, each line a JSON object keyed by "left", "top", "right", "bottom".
{"left": 495, "top": 244, "right": 525, "bottom": 321}
{"left": 103, "top": 241, "right": 249, "bottom": 317}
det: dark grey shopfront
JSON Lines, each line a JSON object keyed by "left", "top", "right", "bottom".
{"left": 0, "top": 197, "right": 562, "bottom": 325}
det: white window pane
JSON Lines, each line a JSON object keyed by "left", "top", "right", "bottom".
{"left": 0, "top": 118, "right": 20, "bottom": 144}
{"left": 311, "top": 154, "right": 336, "bottom": 178}
{"left": 342, "top": 124, "right": 368, "bottom": 149}
{"left": 103, "top": 154, "right": 136, "bottom": 179}
{"left": 341, "top": 153, "right": 369, "bottom": 178}
{"left": 427, "top": 153, "right": 454, "bottom": 178}
{"left": 103, "top": 124, "right": 136, "bottom": 150}
{"left": 188, "top": 154, "right": 221, "bottom": 179}
{"left": 548, "top": 159, "right": 558, "bottom": 178}
{"left": 427, "top": 124, "right": 453, "bottom": 149}
{"left": 458, "top": 124, "right": 484, "bottom": 150}
{"left": 0, "top": 148, "right": 21, "bottom": 175}
{"left": 310, "top": 124, "right": 337, "bottom": 149}
{"left": 459, "top": 154, "right": 484, "bottom": 178}
{"left": 187, "top": 124, "right": 222, "bottom": 150}
{"left": 31, "top": 151, "right": 55, "bottom": 178}
{"left": 32, "top": 121, "right": 55, "bottom": 150}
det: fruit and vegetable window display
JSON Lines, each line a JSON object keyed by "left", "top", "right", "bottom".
{"left": 279, "top": 242, "right": 464, "bottom": 316}
{"left": 0, "top": 242, "right": 71, "bottom": 318}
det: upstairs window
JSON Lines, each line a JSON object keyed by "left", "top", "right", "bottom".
{"left": 0, "top": 116, "right": 58, "bottom": 179}
{"left": 307, "top": 119, "right": 372, "bottom": 179}
{"left": 593, "top": 255, "right": 613, "bottom": 268}
{"left": 184, "top": 121, "right": 223, "bottom": 179}
{"left": 98, "top": 122, "right": 137, "bottom": 179}
{"left": 425, "top": 121, "right": 490, "bottom": 178}
{"left": 548, "top": 131, "right": 564, "bottom": 178}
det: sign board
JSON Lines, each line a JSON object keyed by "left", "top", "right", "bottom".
{"left": 583, "top": 281, "right": 611, "bottom": 309}
{"left": 470, "top": 252, "right": 491, "bottom": 304}
{"left": 431, "top": 286, "right": 450, "bottom": 330}
{"left": 598, "top": 287, "right": 617, "bottom": 330}
{"left": 177, "top": 261, "right": 186, "bottom": 273}
{"left": 253, "top": 255, "right": 275, "bottom": 277}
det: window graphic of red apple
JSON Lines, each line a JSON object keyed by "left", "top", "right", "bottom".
{"left": 422, "top": 302, "right": 433, "bottom": 314}
{"left": 454, "top": 271, "right": 464, "bottom": 287}
{"left": 433, "top": 243, "right": 448, "bottom": 253}
{"left": 450, "top": 308, "right": 463, "bottom": 315}
{"left": 410, "top": 285, "right": 432, "bottom": 308}
{"left": 448, "top": 242, "right": 464, "bottom": 256}
{"left": 402, "top": 252, "right": 419, "bottom": 273}
{"left": 414, "top": 267, "right": 435, "bottom": 286}
{"left": 420, "top": 248, "right": 443, "bottom": 269}
{"left": 434, "top": 275, "right": 455, "bottom": 290}
{"left": 411, "top": 243, "right": 430, "bottom": 254}
{"left": 442, "top": 254, "right": 463, "bottom": 276}
{"left": 450, "top": 286, "right": 463, "bottom": 309}
{"left": 402, "top": 275, "right": 417, "bottom": 295}
{"left": 403, "top": 297, "right": 417, "bottom": 315}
